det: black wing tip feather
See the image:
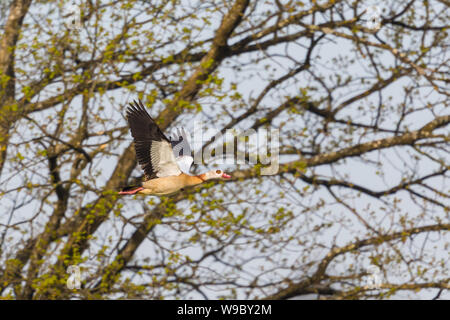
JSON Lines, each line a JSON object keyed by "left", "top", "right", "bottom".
{"left": 126, "top": 99, "right": 170, "bottom": 142}
{"left": 126, "top": 99, "right": 153, "bottom": 120}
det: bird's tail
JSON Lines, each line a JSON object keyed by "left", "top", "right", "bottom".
{"left": 118, "top": 185, "right": 144, "bottom": 195}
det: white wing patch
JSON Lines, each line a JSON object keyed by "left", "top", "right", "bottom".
{"left": 151, "top": 140, "right": 182, "bottom": 177}
{"left": 176, "top": 155, "right": 193, "bottom": 174}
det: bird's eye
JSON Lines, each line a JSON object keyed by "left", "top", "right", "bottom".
{"left": 216, "top": 170, "right": 222, "bottom": 174}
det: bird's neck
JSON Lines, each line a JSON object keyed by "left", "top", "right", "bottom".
{"left": 183, "top": 173, "right": 207, "bottom": 186}
{"left": 197, "top": 173, "right": 207, "bottom": 182}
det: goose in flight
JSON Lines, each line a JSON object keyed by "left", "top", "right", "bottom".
{"left": 119, "top": 100, "right": 231, "bottom": 195}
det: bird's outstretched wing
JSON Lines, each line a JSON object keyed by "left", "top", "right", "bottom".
{"left": 126, "top": 100, "right": 181, "bottom": 180}
{"left": 170, "top": 127, "right": 193, "bottom": 174}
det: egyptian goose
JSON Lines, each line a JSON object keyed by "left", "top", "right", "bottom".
{"left": 119, "top": 100, "right": 231, "bottom": 196}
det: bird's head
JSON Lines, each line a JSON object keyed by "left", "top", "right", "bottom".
{"left": 204, "top": 169, "right": 231, "bottom": 180}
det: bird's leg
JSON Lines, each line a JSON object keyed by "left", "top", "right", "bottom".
{"left": 118, "top": 187, "right": 144, "bottom": 195}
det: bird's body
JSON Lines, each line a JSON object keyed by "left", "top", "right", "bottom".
{"left": 119, "top": 100, "right": 230, "bottom": 196}
{"left": 140, "top": 174, "right": 203, "bottom": 195}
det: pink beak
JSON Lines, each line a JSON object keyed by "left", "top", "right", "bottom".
{"left": 222, "top": 173, "right": 231, "bottom": 179}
